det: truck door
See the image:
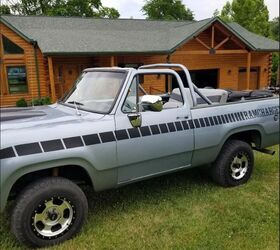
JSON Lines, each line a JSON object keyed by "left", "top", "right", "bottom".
{"left": 114, "top": 72, "right": 194, "bottom": 184}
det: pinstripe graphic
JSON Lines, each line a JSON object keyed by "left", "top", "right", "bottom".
{"left": 0, "top": 107, "right": 278, "bottom": 160}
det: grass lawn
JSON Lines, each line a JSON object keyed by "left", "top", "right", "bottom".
{"left": 0, "top": 146, "right": 279, "bottom": 250}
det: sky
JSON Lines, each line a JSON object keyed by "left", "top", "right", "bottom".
{"left": 102, "top": 0, "right": 279, "bottom": 20}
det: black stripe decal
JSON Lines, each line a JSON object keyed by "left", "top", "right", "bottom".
{"left": 181, "top": 120, "right": 189, "bottom": 130}
{"left": 213, "top": 116, "right": 219, "bottom": 125}
{"left": 167, "top": 122, "right": 176, "bottom": 132}
{"left": 115, "top": 130, "right": 129, "bottom": 141}
{"left": 0, "top": 147, "right": 16, "bottom": 159}
{"left": 128, "top": 128, "right": 141, "bottom": 138}
{"left": 159, "top": 123, "right": 168, "bottom": 133}
{"left": 188, "top": 120, "right": 195, "bottom": 129}
{"left": 194, "top": 119, "right": 200, "bottom": 128}
{"left": 140, "top": 126, "right": 151, "bottom": 136}
{"left": 99, "top": 132, "right": 116, "bottom": 143}
{"left": 41, "top": 139, "right": 64, "bottom": 152}
{"left": 204, "top": 117, "right": 210, "bottom": 127}
{"left": 217, "top": 116, "right": 223, "bottom": 124}
{"left": 199, "top": 118, "right": 206, "bottom": 127}
{"left": 2, "top": 106, "right": 277, "bottom": 159}
{"left": 209, "top": 117, "right": 214, "bottom": 126}
{"left": 15, "top": 143, "right": 42, "bottom": 156}
{"left": 83, "top": 134, "right": 101, "bottom": 145}
{"left": 63, "top": 136, "right": 84, "bottom": 148}
{"left": 175, "top": 121, "right": 183, "bottom": 131}
{"left": 150, "top": 125, "right": 161, "bottom": 135}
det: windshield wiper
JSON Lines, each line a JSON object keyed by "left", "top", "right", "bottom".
{"left": 67, "top": 101, "right": 83, "bottom": 116}
{"left": 67, "top": 101, "right": 84, "bottom": 106}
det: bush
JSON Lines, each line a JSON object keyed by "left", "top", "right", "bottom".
{"left": 31, "top": 96, "right": 52, "bottom": 106}
{"left": 16, "top": 98, "right": 28, "bottom": 107}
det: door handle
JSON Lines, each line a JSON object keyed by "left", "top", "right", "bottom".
{"left": 176, "top": 116, "right": 188, "bottom": 120}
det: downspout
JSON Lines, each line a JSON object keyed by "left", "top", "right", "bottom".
{"left": 32, "top": 41, "right": 41, "bottom": 98}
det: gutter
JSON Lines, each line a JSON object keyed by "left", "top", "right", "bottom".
{"left": 32, "top": 41, "right": 41, "bottom": 99}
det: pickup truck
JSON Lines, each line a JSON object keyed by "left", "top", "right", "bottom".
{"left": 0, "top": 64, "right": 279, "bottom": 247}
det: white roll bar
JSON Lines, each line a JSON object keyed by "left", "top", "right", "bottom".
{"left": 139, "top": 63, "right": 212, "bottom": 106}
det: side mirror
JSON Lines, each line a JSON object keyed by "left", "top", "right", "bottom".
{"left": 140, "top": 95, "right": 163, "bottom": 112}
{"left": 128, "top": 113, "right": 142, "bottom": 128}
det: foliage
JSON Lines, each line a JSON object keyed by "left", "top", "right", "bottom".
{"left": 10, "top": 0, "right": 119, "bottom": 18}
{"left": 269, "top": 17, "right": 279, "bottom": 41}
{"left": 270, "top": 53, "right": 279, "bottom": 86}
{"left": 31, "top": 96, "right": 52, "bottom": 106}
{"left": 219, "top": 0, "right": 270, "bottom": 37}
{"left": 213, "top": 9, "right": 219, "bottom": 17}
{"left": 142, "top": 0, "right": 194, "bottom": 21}
{"left": 0, "top": 146, "right": 278, "bottom": 249}
{"left": 0, "top": 4, "right": 11, "bottom": 14}
{"left": 16, "top": 98, "right": 28, "bottom": 107}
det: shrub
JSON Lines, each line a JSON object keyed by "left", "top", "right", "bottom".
{"left": 16, "top": 98, "right": 28, "bottom": 107}
{"left": 31, "top": 96, "right": 52, "bottom": 106}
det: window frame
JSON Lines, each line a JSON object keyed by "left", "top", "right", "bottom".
{"left": 5, "top": 64, "right": 29, "bottom": 95}
{"left": 121, "top": 72, "right": 185, "bottom": 114}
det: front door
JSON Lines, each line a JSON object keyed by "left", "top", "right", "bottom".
{"left": 115, "top": 73, "right": 194, "bottom": 184}
{"left": 54, "top": 64, "right": 81, "bottom": 98}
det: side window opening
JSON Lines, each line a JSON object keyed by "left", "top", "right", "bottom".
{"left": 122, "top": 73, "right": 184, "bottom": 113}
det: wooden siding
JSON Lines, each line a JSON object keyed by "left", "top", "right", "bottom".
{"left": 0, "top": 23, "right": 48, "bottom": 107}
{"left": 0, "top": 22, "right": 272, "bottom": 107}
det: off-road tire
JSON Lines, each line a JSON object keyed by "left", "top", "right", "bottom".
{"left": 11, "top": 177, "right": 88, "bottom": 248}
{"left": 210, "top": 139, "right": 254, "bottom": 187}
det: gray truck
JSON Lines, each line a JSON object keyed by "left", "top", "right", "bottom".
{"left": 0, "top": 64, "right": 279, "bottom": 247}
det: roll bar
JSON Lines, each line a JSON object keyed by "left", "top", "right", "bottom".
{"left": 139, "top": 63, "right": 212, "bottom": 106}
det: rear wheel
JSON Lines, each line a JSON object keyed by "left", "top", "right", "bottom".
{"left": 11, "top": 177, "right": 88, "bottom": 248}
{"left": 210, "top": 139, "right": 254, "bottom": 187}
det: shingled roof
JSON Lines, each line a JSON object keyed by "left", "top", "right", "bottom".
{"left": 1, "top": 15, "right": 278, "bottom": 55}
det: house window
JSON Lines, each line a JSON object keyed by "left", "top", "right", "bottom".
{"left": 2, "top": 36, "right": 24, "bottom": 54}
{"left": 6, "top": 66, "right": 28, "bottom": 93}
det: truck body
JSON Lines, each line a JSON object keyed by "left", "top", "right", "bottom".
{"left": 0, "top": 64, "right": 279, "bottom": 247}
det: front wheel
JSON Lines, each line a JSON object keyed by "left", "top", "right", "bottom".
{"left": 210, "top": 139, "right": 254, "bottom": 187}
{"left": 11, "top": 177, "right": 88, "bottom": 248}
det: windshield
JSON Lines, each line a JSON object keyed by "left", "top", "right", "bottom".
{"left": 62, "top": 71, "right": 126, "bottom": 113}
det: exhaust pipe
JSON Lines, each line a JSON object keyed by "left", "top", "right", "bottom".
{"left": 253, "top": 147, "right": 276, "bottom": 155}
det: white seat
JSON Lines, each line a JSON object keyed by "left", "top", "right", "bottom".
{"left": 163, "top": 88, "right": 228, "bottom": 109}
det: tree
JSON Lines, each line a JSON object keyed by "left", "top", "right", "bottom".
{"left": 220, "top": 0, "right": 270, "bottom": 37}
{"left": 270, "top": 17, "right": 279, "bottom": 41}
{"left": 10, "top": 0, "right": 120, "bottom": 18}
{"left": 0, "top": 4, "right": 11, "bottom": 14}
{"left": 213, "top": 9, "right": 219, "bottom": 17}
{"left": 142, "top": 0, "right": 194, "bottom": 21}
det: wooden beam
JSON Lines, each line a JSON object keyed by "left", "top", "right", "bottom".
{"left": 47, "top": 57, "right": 56, "bottom": 102}
{"left": 110, "top": 56, "right": 115, "bottom": 66}
{"left": 175, "top": 49, "right": 248, "bottom": 55}
{"left": 195, "top": 37, "right": 211, "bottom": 50}
{"left": 214, "top": 37, "right": 230, "bottom": 50}
{"left": 211, "top": 25, "right": 215, "bottom": 48}
{"left": 246, "top": 52, "right": 251, "bottom": 90}
{"left": 215, "top": 50, "right": 248, "bottom": 54}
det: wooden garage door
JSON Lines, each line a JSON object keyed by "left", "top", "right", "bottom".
{"left": 238, "top": 67, "right": 259, "bottom": 90}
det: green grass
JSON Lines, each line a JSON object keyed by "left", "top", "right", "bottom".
{"left": 0, "top": 146, "right": 279, "bottom": 250}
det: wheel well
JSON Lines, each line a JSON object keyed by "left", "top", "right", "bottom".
{"left": 226, "top": 130, "right": 262, "bottom": 148}
{"left": 9, "top": 165, "right": 93, "bottom": 200}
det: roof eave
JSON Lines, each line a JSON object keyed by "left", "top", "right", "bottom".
{"left": 43, "top": 50, "right": 170, "bottom": 56}
{"left": 0, "top": 16, "right": 35, "bottom": 44}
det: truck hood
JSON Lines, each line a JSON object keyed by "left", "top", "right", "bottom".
{"left": 0, "top": 104, "right": 109, "bottom": 149}
{"left": 1, "top": 104, "right": 105, "bottom": 131}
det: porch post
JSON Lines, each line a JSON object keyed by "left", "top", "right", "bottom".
{"left": 47, "top": 56, "right": 57, "bottom": 102}
{"left": 110, "top": 56, "right": 115, "bottom": 66}
{"left": 246, "top": 52, "right": 251, "bottom": 90}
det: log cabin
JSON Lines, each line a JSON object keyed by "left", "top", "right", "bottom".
{"left": 0, "top": 15, "right": 278, "bottom": 107}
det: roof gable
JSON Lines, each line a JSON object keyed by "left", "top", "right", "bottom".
{"left": 1, "top": 15, "right": 278, "bottom": 55}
